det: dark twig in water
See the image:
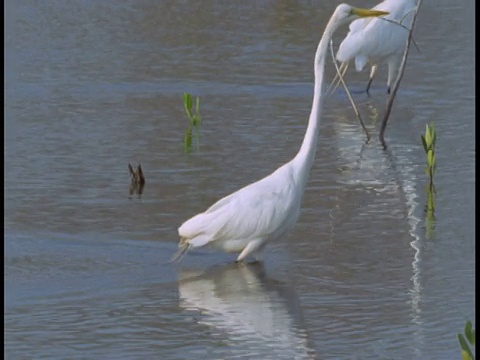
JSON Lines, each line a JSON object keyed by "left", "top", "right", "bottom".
{"left": 128, "top": 163, "right": 145, "bottom": 197}
{"left": 379, "top": 0, "right": 423, "bottom": 149}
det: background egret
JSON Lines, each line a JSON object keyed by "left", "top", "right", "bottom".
{"left": 173, "top": 4, "right": 389, "bottom": 263}
{"left": 335, "top": 0, "right": 417, "bottom": 94}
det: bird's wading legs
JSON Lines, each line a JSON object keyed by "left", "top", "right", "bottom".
{"left": 236, "top": 239, "right": 265, "bottom": 262}
{"left": 366, "top": 64, "right": 378, "bottom": 94}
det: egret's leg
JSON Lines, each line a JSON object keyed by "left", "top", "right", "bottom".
{"left": 386, "top": 60, "right": 400, "bottom": 95}
{"left": 366, "top": 65, "right": 377, "bottom": 94}
{"left": 236, "top": 239, "right": 264, "bottom": 262}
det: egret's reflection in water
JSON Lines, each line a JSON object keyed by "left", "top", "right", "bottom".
{"left": 178, "top": 263, "right": 317, "bottom": 359}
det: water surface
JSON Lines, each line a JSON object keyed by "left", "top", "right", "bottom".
{"left": 5, "top": 1, "right": 475, "bottom": 359}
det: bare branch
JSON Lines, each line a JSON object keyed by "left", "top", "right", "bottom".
{"left": 329, "top": 40, "right": 371, "bottom": 143}
{"left": 379, "top": 0, "right": 423, "bottom": 149}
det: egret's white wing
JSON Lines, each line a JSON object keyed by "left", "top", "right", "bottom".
{"left": 336, "top": 0, "right": 416, "bottom": 66}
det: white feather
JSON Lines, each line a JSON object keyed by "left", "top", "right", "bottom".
{"left": 336, "top": 0, "right": 417, "bottom": 91}
{"left": 179, "top": 163, "right": 300, "bottom": 253}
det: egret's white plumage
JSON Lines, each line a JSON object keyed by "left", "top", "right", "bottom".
{"left": 336, "top": 0, "right": 417, "bottom": 93}
{"left": 173, "top": 4, "right": 389, "bottom": 263}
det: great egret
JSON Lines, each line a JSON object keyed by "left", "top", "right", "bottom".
{"left": 173, "top": 4, "right": 389, "bottom": 263}
{"left": 335, "top": 0, "right": 417, "bottom": 94}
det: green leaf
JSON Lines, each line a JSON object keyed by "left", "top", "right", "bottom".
{"left": 184, "top": 127, "right": 192, "bottom": 153}
{"left": 458, "top": 333, "right": 474, "bottom": 360}
{"left": 430, "top": 122, "right": 437, "bottom": 147}
{"left": 465, "top": 321, "right": 475, "bottom": 345}
{"left": 193, "top": 116, "right": 200, "bottom": 131}
{"left": 421, "top": 135, "right": 428, "bottom": 153}
{"left": 196, "top": 96, "right": 200, "bottom": 113}
{"left": 427, "top": 150, "right": 434, "bottom": 168}
{"left": 183, "top": 93, "right": 192, "bottom": 109}
{"left": 183, "top": 93, "right": 193, "bottom": 118}
{"left": 462, "top": 350, "right": 472, "bottom": 360}
{"left": 424, "top": 166, "right": 430, "bottom": 176}
{"left": 193, "top": 115, "right": 201, "bottom": 128}
{"left": 425, "top": 124, "right": 432, "bottom": 146}
{"left": 182, "top": 93, "right": 202, "bottom": 153}
{"left": 465, "top": 321, "right": 471, "bottom": 338}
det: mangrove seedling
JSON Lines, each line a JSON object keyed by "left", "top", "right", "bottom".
{"left": 458, "top": 320, "right": 475, "bottom": 360}
{"left": 183, "top": 92, "right": 201, "bottom": 153}
{"left": 421, "top": 122, "right": 436, "bottom": 212}
{"left": 421, "top": 122, "right": 436, "bottom": 238}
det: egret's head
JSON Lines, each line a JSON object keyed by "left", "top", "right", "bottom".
{"left": 333, "top": 3, "right": 389, "bottom": 25}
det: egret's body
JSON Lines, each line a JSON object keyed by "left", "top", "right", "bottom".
{"left": 174, "top": 4, "right": 388, "bottom": 263}
{"left": 179, "top": 155, "right": 304, "bottom": 261}
{"left": 336, "top": 0, "right": 417, "bottom": 93}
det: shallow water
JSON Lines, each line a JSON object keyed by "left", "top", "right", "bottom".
{"left": 5, "top": 0, "right": 475, "bottom": 359}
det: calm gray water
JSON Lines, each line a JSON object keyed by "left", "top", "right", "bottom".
{"left": 5, "top": 1, "right": 475, "bottom": 359}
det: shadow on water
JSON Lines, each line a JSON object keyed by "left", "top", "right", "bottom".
{"left": 177, "top": 262, "right": 318, "bottom": 359}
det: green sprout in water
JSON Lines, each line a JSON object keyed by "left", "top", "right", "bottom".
{"left": 420, "top": 122, "right": 436, "bottom": 238}
{"left": 183, "top": 92, "right": 201, "bottom": 153}
{"left": 458, "top": 320, "right": 475, "bottom": 360}
{"left": 421, "top": 122, "right": 437, "bottom": 197}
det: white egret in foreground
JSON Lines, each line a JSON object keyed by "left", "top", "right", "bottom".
{"left": 172, "top": 4, "right": 389, "bottom": 263}
{"left": 335, "top": 0, "right": 417, "bottom": 94}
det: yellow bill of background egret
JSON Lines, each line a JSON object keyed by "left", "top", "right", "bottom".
{"left": 172, "top": 4, "right": 389, "bottom": 263}
{"left": 335, "top": 0, "right": 417, "bottom": 94}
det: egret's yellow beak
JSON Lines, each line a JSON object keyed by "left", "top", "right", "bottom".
{"left": 351, "top": 7, "right": 389, "bottom": 18}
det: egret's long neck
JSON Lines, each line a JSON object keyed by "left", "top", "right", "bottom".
{"left": 292, "top": 19, "right": 338, "bottom": 187}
